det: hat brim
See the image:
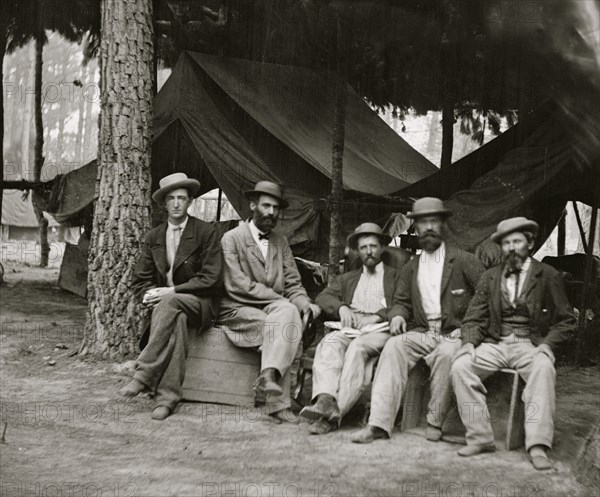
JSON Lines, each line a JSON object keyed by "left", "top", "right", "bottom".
{"left": 347, "top": 232, "right": 392, "bottom": 250}
{"left": 406, "top": 209, "right": 452, "bottom": 219}
{"left": 244, "top": 190, "right": 289, "bottom": 209}
{"left": 491, "top": 221, "right": 539, "bottom": 243}
{"left": 152, "top": 179, "right": 201, "bottom": 203}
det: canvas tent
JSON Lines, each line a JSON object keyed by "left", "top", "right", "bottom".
{"left": 41, "top": 51, "right": 439, "bottom": 260}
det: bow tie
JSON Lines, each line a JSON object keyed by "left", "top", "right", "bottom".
{"left": 258, "top": 232, "right": 270, "bottom": 240}
{"left": 504, "top": 267, "right": 521, "bottom": 278}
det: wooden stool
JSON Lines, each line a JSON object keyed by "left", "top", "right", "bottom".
{"left": 182, "top": 326, "right": 260, "bottom": 406}
{"left": 400, "top": 360, "right": 526, "bottom": 449}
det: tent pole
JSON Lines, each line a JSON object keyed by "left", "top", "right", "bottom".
{"left": 571, "top": 200, "right": 589, "bottom": 254}
{"left": 216, "top": 188, "right": 222, "bottom": 222}
{"left": 576, "top": 198, "right": 598, "bottom": 363}
{"left": 557, "top": 208, "right": 566, "bottom": 256}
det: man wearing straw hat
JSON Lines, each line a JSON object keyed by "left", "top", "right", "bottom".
{"left": 451, "top": 217, "right": 575, "bottom": 470}
{"left": 218, "top": 181, "right": 321, "bottom": 423}
{"left": 353, "top": 197, "right": 485, "bottom": 443}
{"left": 299, "top": 222, "right": 404, "bottom": 434}
{"left": 119, "top": 173, "right": 222, "bottom": 420}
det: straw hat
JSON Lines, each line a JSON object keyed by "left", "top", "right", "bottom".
{"left": 152, "top": 173, "right": 201, "bottom": 203}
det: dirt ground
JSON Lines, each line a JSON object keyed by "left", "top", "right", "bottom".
{"left": 1, "top": 261, "right": 599, "bottom": 497}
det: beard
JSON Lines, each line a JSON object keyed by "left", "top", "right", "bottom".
{"left": 254, "top": 211, "right": 277, "bottom": 232}
{"left": 503, "top": 250, "right": 527, "bottom": 272}
{"left": 418, "top": 231, "right": 442, "bottom": 253}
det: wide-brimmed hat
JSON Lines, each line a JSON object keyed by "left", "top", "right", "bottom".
{"left": 347, "top": 222, "right": 392, "bottom": 250}
{"left": 244, "top": 181, "right": 289, "bottom": 209}
{"left": 407, "top": 197, "right": 452, "bottom": 219}
{"left": 152, "top": 173, "right": 201, "bottom": 203}
{"left": 491, "top": 217, "right": 539, "bottom": 244}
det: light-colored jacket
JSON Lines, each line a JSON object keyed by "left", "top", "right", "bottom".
{"left": 219, "top": 221, "right": 310, "bottom": 313}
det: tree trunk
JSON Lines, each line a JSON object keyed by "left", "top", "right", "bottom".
{"left": 328, "top": 9, "right": 349, "bottom": 284}
{"left": 32, "top": 34, "right": 49, "bottom": 267}
{"left": 440, "top": 101, "right": 455, "bottom": 168}
{"left": 82, "top": 0, "right": 155, "bottom": 358}
{"left": 75, "top": 64, "right": 88, "bottom": 164}
{"left": 0, "top": 40, "right": 5, "bottom": 224}
{"left": 440, "top": 0, "right": 459, "bottom": 169}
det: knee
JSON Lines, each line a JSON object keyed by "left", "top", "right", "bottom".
{"left": 380, "top": 336, "right": 407, "bottom": 359}
{"left": 346, "top": 339, "right": 369, "bottom": 359}
{"left": 450, "top": 355, "right": 471, "bottom": 379}
{"left": 532, "top": 353, "right": 556, "bottom": 376}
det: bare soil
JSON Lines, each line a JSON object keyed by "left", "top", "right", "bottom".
{"left": 1, "top": 263, "right": 598, "bottom": 497}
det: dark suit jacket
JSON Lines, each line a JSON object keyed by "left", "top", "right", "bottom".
{"left": 462, "top": 259, "right": 576, "bottom": 351}
{"left": 388, "top": 245, "right": 485, "bottom": 333}
{"left": 131, "top": 216, "right": 223, "bottom": 332}
{"left": 316, "top": 264, "right": 403, "bottom": 321}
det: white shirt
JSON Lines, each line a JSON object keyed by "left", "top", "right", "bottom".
{"left": 248, "top": 220, "right": 270, "bottom": 259}
{"left": 506, "top": 257, "right": 532, "bottom": 302}
{"left": 417, "top": 242, "right": 445, "bottom": 323}
{"left": 351, "top": 261, "right": 386, "bottom": 314}
{"left": 166, "top": 216, "right": 188, "bottom": 287}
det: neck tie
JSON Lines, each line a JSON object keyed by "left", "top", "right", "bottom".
{"left": 171, "top": 226, "right": 182, "bottom": 267}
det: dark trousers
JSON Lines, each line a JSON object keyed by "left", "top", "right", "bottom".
{"left": 134, "top": 293, "right": 204, "bottom": 410}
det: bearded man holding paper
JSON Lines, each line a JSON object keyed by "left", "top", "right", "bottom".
{"left": 299, "top": 223, "right": 403, "bottom": 434}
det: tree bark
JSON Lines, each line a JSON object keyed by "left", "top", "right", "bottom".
{"left": 440, "top": 0, "right": 459, "bottom": 169}
{"left": 328, "top": 8, "right": 349, "bottom": 284}
{"left": 32, "top": 34, "right": 49, "bottom": 267}
{"left": 0, "top": 40, "right": 5, "bottom": 224}
{"left": 82, "top": 0, "right": 155, "bottom": 358}
{"left": 440, "top": 101, "right": 455, "bottom": 168}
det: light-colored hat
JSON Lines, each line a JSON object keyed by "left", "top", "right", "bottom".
{"left": 347, "top": 222, "right": 392, "bottom": 250}
{"left": 491, "top": 217, "right": 539, "bottom": 243}
{"left": 407, "top": 197, "right": 452, "bottom": 219}
{"left": 152, "top": 173, "right": 201, "bottom": 203}
{"left": 244, "top": 181, "right": 289, "bottom": 209}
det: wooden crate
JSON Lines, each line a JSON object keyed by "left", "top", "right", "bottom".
{"left": 58, "top": 243, "right": 88, "bottom": 298}
{"left": 182, "top": 326, "right": 260, "bottom": 406}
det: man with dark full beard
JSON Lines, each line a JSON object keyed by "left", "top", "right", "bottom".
{"left": 218, "top": 181, "right": 320, "bottom": 424}
{"left": 451, "top": 217, "right": 575, "bottom": 470}
{"left": 352, "top": 197, "right": 484, "bottom": 444}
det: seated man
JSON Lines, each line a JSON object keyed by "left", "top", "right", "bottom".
{"left": 119, "top": 173, "right": 222, "bottom": 420}
{"left": 218, "top": 181, "right": 320, "bottom": 423}
{"left": 299, "top": 223, "right": 403, "bottom": 434}
{"left": 353, "top": 198, "right": 484, "bottom": 443}
{"left": 451, "top": 217, "right": 576, "bottom": 470}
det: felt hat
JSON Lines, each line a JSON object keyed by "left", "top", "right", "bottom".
{"left": 244, "top": 181, "right": 289, "bottom": 209}
{"left": 491, "top": 217, "right": 539, "bottom": 243}
{"left": 347, "top": 222, "right": 392, "bottom": 250}
{"left": 407, "top": 197, "right": 452, "bottom": 219}
{"left": 152, "top": 173, "right": 201, "bottom": 203}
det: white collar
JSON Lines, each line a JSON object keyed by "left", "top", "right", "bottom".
{"left": 362, "top": 261, "right": 384, "bottom": 274}
{"left": 249, "top": 219, "right": 269, "bottom": 239}
{"left": 168, "top": 216, "right": 188, "bottom": 231}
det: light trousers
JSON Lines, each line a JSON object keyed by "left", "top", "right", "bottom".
{"left": 451, "top": 334, "right": 555, "bottom": 451}
{"left": 369, "top": 331, "right": 462, "bottom": 436}
{"left": 312, "top": 331, "right": 390, "bottom": 418}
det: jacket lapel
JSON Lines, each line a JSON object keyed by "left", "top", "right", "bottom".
{"left": 520, "top": 259, "right": 542, "bottom": 299}
{"left": 172, "top": 218, "right": 199, "bottom": 272}
{"left": 242, "top": 221, "right": 266, "bottom": 266}
{"left": 383, "top": 266, "right": 394, "bottom": 307}
{"left": 412, "top": 261, "right": 428, "bottom": 324}
{"left": 151, "top": 223, "right": 169, "bottom": 277}
{"left": 490, "top": 265, "right": 503, "bottom": 321}
{"left": 440, "top": 246, "right": 455, "bottom": 296}
{"left": 347, "top": 270, "right": 362, "bottom": 303}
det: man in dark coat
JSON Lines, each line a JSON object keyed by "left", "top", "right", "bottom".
{"left": 118, "top": 173, "right": 222, "bottom": 420}
{"left": 299, "top": 223, "right": 404, "bottom": 434}
{"left": 451, "top": 217, "right": 576, "bottom": 470}
{"left": 353, "top": 198, "right": 485, "bottom": 443}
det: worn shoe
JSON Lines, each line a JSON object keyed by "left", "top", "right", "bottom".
{"left": 529, "top": 446, "right": 552, "bottom": 470}
{"left": 269, "top": 408, "right": 299, "bottom": 424}
{"left": 351, "top": 425, "right": 388, "bottom": 444}
{"left": 300, "top": 394, "right": 341, "bottom": 423}
{"left": 308, "top": 418, "right": 336, "bottom": 435}
{"left": 426, "top": 424, "right": 443, "bottom": 442}
{"left": 253, "top": 368, "right": 283, "bottom": 397}
{"left": 118, "top": 378, "right": 147, "bottom": 398}
{"left": 151, "top": 406, "right": 172, "bottom": 420}
{"left": 458, "top": 443, "right": 496, "bottom": 457}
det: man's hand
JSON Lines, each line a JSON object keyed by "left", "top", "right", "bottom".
{"left": 453, "top": 342, "right": 475, "bottom": 362}
{"left": 390, "top": 315, "right": 407, "bottom": 336}
{"left": 356, "top": 313, "right": 382, "bottom": 331}
{"left": 449, "top": 328, "right": 462, "bottom": 339}
{"left": 143, "top": 287, "right": 175, "bottom": 307}
{"left": 339, "top": 305, "right": 357, "bottom": 328}
{"left": 306, "top": 303, "right": 321, "bottom": 320}
{"left": 536, "top": 343, "right": 555, "bottom": 362}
